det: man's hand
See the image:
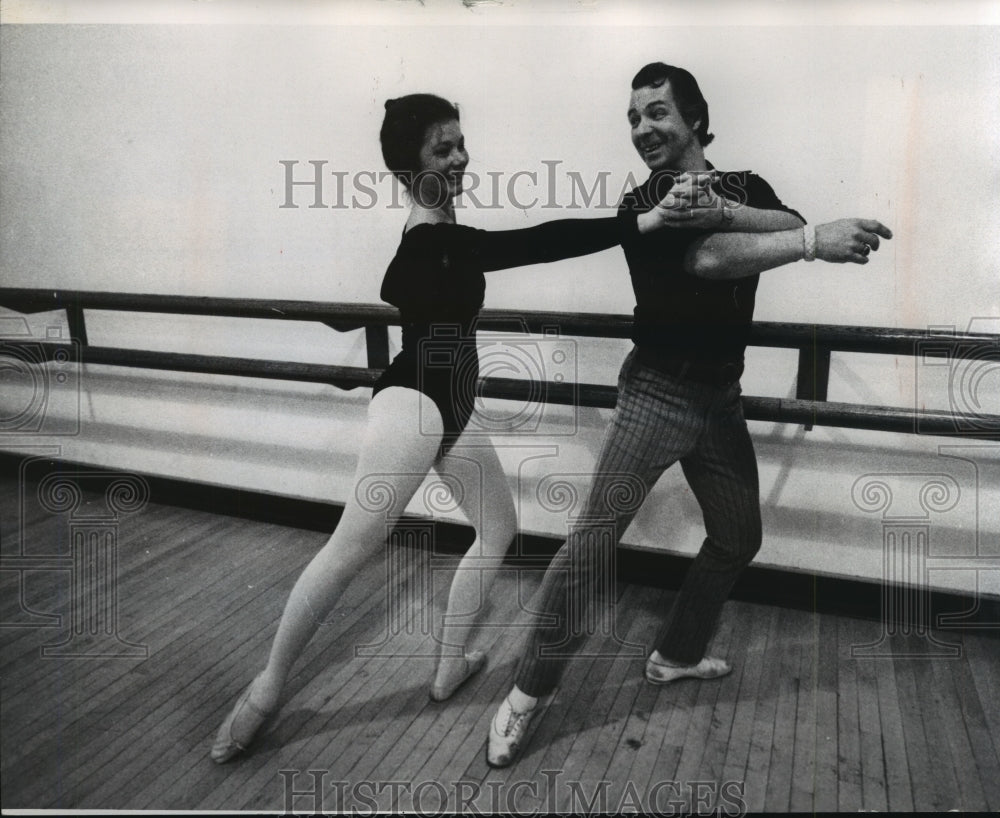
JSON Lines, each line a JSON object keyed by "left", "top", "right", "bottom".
{"left": 637, "top": 171, "right": 805, "bottom": 235}
{"left": 814, "top": 219, "right": 893, "bottom": 264}
{"left": 684, "top": 217, "right": 895, "bottom": 280}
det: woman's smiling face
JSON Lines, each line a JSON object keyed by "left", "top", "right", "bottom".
{"left": 415, "top": 119, "right": 469, "bottom": 203}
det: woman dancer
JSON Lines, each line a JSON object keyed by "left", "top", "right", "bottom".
{"left": 211, "top": 93, "right": 682, "bottom": 762}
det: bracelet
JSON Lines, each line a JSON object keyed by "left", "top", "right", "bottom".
{"left": 802, "top": 225, "right": 816, "bottom": 261}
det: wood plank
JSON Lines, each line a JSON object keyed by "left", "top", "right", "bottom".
{"left": 672, "top": 600, "right": 752, "bottom": 814}
{"left": 1, "top": 510, "right": 260, "bottom": 728}
{"left": 257, "top": 561, "right": 532, "bottom": 813}
{"left": 2, "top": 516, "right": 302, "bottom": 772}
{"left": 660, "top": 595, "right": 742, "bottom": 815}
{"left": 835, "top": 616, "right": 863, "bottom": 812}
{"left": 61, "top": 564, "right": 384, "bottom": 810}
{"left": 4, "top": 521, "right": 313, "bottom": 799}
{"left": 872, "top": 650, "right": 913, "bottom": 810}
{"left": 948, "top": 636, "right": 1000, "bottom": 811}
{"left": 237, "top": 632, "right": 441, "bottom": 811}
{"left": 790, "top": 612, "right": 819, "bottom": 812}
{"left": 401, "top": 594, "right": 540, "bottom": 813}
{"left": 326, "top": 564, "right": 547, "bottom": 812}
{"left": 112, "top": 564, "right": 402, "bottom": 811}
{"left": 963, "top": 631, "right": 1000, "bottom": 757}
{"left": 810, "top": 611, "right": 840, "bottom": 811}
{"left": 927, "top": 643, "right": 988, "bottom": 811}
{"left": 911, "top": 654, "right": 963, "bottom": 811}
{"left": 2, "top": 504, "right": 260, "bottom": 685}
{"left": 182, "top": 549, "right": 428, "bottom": 811}
{"left": 465, "top": 582, "right": 637, "bottom": 814}
{"left": 719, "top": 602, "right": 775, "bottom": 810}
{"left": 892, "top": 641, "right": 943, "bottom": 811}
{"left": 602, "top": 609, "right": 694, "bottom": 810}
{"left": 458, "top": 574, "right": 626, "bottom": 813}
{"left": 8, "top": 525, "right": 391, "bottom": 809}
{"left": 551, "top": 583, "right": 659, "bottom": 814}
{"left": 742, "top": 602, "right": 784, "bottom": 813}
{"left": 4, "top": 474, "right": 999, "bottom": 813}
{"left": 762, "top": 609, "right": 805, "bottom": 811}
{"left": 785, "top": 609, "right": 836, "bottom": 812}
{"left": 846, "top": 616, "right": 890, "bottom": 811}
{"left": 415, "top": 610, "right": 547, "bottom": 815}
{"left": 599, "top": 586, "right": 675, "bottom": 809}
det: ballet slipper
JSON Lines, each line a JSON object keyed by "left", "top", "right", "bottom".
{"left": 210, "top": 677, "right": 275, "bottom": 763}
{"left": 429, "top": 650, "right": 487, "bottom": 702}
{"left": 644, "top": 654, "right": 731, "bottom": 685}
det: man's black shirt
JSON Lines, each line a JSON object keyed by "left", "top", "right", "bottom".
{"left": 616, "top": 169, "right": 803, "bottom": 365}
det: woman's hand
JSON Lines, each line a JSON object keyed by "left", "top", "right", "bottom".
{"left": 638, "top": 172, "right": 732, "bottom": 232}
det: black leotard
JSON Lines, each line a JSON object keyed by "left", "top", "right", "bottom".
{"left": 372, "top": 216, "right": 636, "bottom": 456}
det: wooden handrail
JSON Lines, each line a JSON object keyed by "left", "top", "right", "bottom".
{"left": 2, "top": 287, "right": 998, "bottom": 440}
{"left": 3, "top": 287, "right": 997, "bottom": 357}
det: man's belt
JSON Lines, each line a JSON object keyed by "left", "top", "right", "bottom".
{"left": 636, "top": 347, "right": 745, "bottom": 387}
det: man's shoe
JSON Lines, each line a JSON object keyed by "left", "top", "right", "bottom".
{"left": 645, "top": 654, "right": 731, "bottom": 685}
{"left": 486, "top": 696, "right": 537, "bottom": 768}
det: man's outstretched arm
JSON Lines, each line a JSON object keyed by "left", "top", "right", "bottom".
{"left": 637, "top": 198, "right": 803, "bottom": 234}
{"left": 722, "top": 205, "right": 805, "bottom": 233}
{"left": 684, "top": 219, "right": 893, "bottom": 279}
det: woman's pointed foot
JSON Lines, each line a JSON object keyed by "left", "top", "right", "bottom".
{"left": 210, "top": 677, "right": 276, "bottom": 763}
{"left": 430, "top": 650, "right": 487, "bottom": 702}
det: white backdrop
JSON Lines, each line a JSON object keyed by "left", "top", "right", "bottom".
{"left": 2, "top": 4, "right": 998, "bottom": 334}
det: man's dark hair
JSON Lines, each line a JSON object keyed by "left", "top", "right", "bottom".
{"left": 631, "top": 62, "right": 714, "bottom": 147}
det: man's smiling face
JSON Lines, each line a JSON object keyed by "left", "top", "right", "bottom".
{"left": 628, "top": 80, "right": 701, "bottom": 172}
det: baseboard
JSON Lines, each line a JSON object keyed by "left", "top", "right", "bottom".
{"left": 2, "top": 450, "right": 996, "bottom": 636}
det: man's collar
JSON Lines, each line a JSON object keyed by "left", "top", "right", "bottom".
{"left": 643, "top": 159, "right": 715, "bottom": 181}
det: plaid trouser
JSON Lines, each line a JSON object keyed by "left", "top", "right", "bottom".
{"left": 515, "top": 346, "right": 762, "bottom": 697}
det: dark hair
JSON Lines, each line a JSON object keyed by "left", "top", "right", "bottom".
{"left": 380, "top": 94, "right": 461, "bottom": 188}
{"left": 631, "top": 63, "right": 714, "bottom": 147}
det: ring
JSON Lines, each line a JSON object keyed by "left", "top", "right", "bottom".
{"left": 861, "top": 244, "right": 871, "bottom": 256}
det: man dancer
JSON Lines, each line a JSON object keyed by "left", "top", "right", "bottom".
{"left": 487, "top": 62, "right": 892, "bottom": 767}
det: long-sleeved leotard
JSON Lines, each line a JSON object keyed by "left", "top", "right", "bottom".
{"left": 373, "top": 216, "right": 637, "bottom": 456}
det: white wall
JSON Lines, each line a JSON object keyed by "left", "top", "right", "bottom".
{"left": 2, "top": 16, "right": 998, "bottom": 325}
{"left": 2, "top": 4, "right": 998, "bottom": 595}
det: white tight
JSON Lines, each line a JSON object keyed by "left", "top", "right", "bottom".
{"left": 252, "top": 386, "right": 516, "bottom": 708}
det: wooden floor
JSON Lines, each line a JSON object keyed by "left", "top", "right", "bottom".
{"left": 2, "top": 474, "right": 999, "bottom": 813}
